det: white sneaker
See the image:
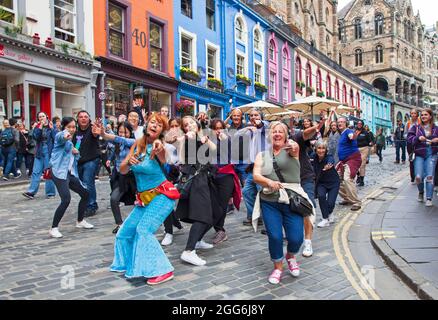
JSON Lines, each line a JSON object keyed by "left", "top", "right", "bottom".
{"left": 425, "top": 200, "right": 433, "bottom": 207}
{"left": 287, "top": 257, "right": 300, "bottom": 277}
{"left": 76, "top": 220, "right": 94, "bottom": 229}
{"left": 195, "top": 240, "right": 214, "bottom": 250}
{"left": 328, "top": 214, "right": 336, "bottom": 224}
{"left": 418, "top": 193, "right": 424, "bottom": 202}
{"left": 302, "top": 240, "right": 313, "bottom": 257}
{"left": 317, "top": 219, "right": 330, "bottom": 228}
{"left": 49, "top": 228, "right": 63, "bottom": 238}
{"left": 16, "top": 169, "right": 21, "bottom": 176}
{"left": 161, "top": 233, "right": 174, "bottom": 246}
{"left": 181, "top": 250, "right": 206, "bottom": 266}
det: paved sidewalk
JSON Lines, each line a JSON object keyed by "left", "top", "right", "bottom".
{"left": 372, "top": 180, "right": 438, "bottom": 299}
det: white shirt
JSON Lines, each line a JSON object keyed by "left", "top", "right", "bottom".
{"left": 134, "top": 126, "right": 144, "bottom": 140}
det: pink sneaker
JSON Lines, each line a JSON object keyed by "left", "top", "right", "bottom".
{"left": 287, "top": 256, "right": 300, "bottom": 277}
{"left": 147, "top": 272, "right": 174, "bottom": 286}
{"left": 268, "top": 269, "right": 282, "bottom": 285}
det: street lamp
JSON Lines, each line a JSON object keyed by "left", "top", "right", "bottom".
{"left": 91, "top": 70, "right": 106, "bottom": 120}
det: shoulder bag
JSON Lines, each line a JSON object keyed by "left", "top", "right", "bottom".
{"left": 272, "top": 156, "right": 313, "bottom": 217}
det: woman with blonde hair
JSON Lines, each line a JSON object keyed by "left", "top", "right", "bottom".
{"left": 252, "top": 121, "right": 315, "bottom": 285}
{"left": 110, "top": 113, "right": 180, "bottom": 286}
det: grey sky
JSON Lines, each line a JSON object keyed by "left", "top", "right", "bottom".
{"left": 337, "top": 0, "right": 438, "bottom": 27}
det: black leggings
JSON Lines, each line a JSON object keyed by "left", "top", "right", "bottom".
{"left": 52, "top": 173, "right": 89, "bottom": 228}
{"left": 185, "top": 222, "right": 212, "bottom": 251}
{"left": 110, "top": 186, "right": 124, "bottom": 225}
{"left": 213, "top": 175, "right": 235, "bottom": 232}
{"left": 164, "top": 211, "right": 183, "bottom": 234}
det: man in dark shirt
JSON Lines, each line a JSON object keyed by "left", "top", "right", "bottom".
{"left": 290, "top": 119, "right": 325, "bottom": 258}
{"left": 73, "top": 110, "right": 100, "bottom": 216}
{"left": 355, "top": 121, "right": 373, "bottom": 187}
{"left": 393, "top": 119, "right": 406, "bottom": 164}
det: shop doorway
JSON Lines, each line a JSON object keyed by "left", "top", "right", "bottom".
{"left": 29, "top": 84, "right": 52, "bottom": 124}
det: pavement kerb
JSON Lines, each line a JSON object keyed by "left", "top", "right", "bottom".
{"left": 370, "top": 176, "right": 438, "bottom": 300}
{"left": 0, "top": 180, "right": 29, "bottom": 189}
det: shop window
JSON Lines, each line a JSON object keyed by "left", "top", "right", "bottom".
{"left": 181, "top": 0, "right": 192, "bottom": 19}
{"left": 236, "top": 55, "right": 245, "bottom": 76}
{"left": 54, "top": 0, "right": 77, "bottom": 43}
{"left": 206, "top": 0, "right": 215, "bottom": 30}
{"left": 149, "top": 21, "right": 163, "bottom": 71}
{"left": 254, "top": 63, "right": 262, "bottom": 83}
{"left": 105, "top": 78, "right": 131, "bottom": 117}
{"left": 150, "top": 90, "right": 171, "bottom": 113}
{"left": 0, "top": 0, "right": 16, "bottom": 23}
{"left": 208, "top": 104, "right": 222, "bottom": 119}
{"left": 108, "top": 2, "right": 126, "bottom": 58}
{"left": 181, "top": 35, "right": 193, "bottom": 69}
{"left": 207, "top": 47, "right": 217, "bottom": 79}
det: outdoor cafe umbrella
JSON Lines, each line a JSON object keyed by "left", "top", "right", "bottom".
{"left": 236, "top": 100, "right": 285, "bottom": 115}
{"left": 285, "top": 96, "right": 344, "bottom": 120}
{"left": 333, "top": 105, "right": 356, "bottom": 115}
{"left": 264, "top": 110, "right": 303, "bottom": 121}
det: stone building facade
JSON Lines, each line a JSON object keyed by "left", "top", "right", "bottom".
{"left": 258, "top": 0, "right": 339, "bottom": 61}
{"left": 424, "top": 24, "right": 438, "bottom": 105}
{"left": 337, "top": 0, "right": 425, "bottom": 123}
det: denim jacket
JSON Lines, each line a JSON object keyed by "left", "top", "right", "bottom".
{"left": 407, "top": 124, "right": 438, "bottom": 158}
{"left": 49, "top": 131, "right": 80, "bottom": 180}
{"left": 107, "top": 136, "right": 136, "bottom": 172}
{"left": 33, "top": 126, "right": 58, "bottom": 159}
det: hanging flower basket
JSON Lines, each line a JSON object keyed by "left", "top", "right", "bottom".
{"left": 175, "top": 99, "right": 195, "bottom": 115}
{"left": 254, "top": 82, "right": 268, "bottom": 93}
{"left": 236, "top": 74, "right": 252, "bottom": 86}
{"left": 317, "top": 91, "right": 325, "bottom": 98}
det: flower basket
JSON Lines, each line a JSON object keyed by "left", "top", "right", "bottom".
{"left": 175, "top": 99, "right": 195, "bottom": 116}
{"left": 254, "top": 82, "right": 268, "bottom": 93}
{"left": 317, "top": 91, "right": 325, "bottom": 98}
{"left": 236, "top": 75, "right": 252, "bottom": 87}
{"left": 306, "top": 87, "right": 315, "bottom": 96}
{"left": 180, "top": 67, "right": 201, "bottom": 83}
{"left": 207, "top": 78, "right": 223, "bottom": 90}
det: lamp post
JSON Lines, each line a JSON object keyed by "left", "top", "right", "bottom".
{"left": 91, "top": 70, "right": 106, "bottom": 120}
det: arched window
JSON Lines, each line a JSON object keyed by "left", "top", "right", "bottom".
{"left": 350, "top": 89, "right": 354, "bottom": 107}
{"left": 326, "top": 75, "right": 332, "bottom": 98}
{"left": 375, "top": 14, "right": 384, "bottom": 35}
{"left": 354, "top": 18, "right": 362, "bottom": 39}
{"left": 326, "top": 8, "right": 329, "bottom": 24}
{"left": 355, "top": 49, "right": 363, "bottom": 66}
{"left": 335, "top": 80, "right": 340, "bottom": 100}
{"left": 282, "top": 48, "right": 289, "bottom": 70}
{"left": 356, "top": 92, "right": 360, "bottom": 110}
{"left": 316, "top": 69, "right": 322, "bottom": 92}
{"left": 295, "top": 56, "right": 302, "bottom": 82}
{"left": 376, "top": 45, "right": 383, "bottom": 63}
{"left": 305, "top": 63, "right": 312, "bottom": 88}
{"left": 338, "top": 22, "right": 345, "bottom": 42}
{"left": 342, "top": 84, "right": 347, "bottom": 104}
{"left": 235, "top": 18, "right": 244, "bottom": 41}
{"left": 269, "top": 40, "right": 277, "bottom": 62}
{"left": 426, "top": 55, "right": 431, "bottom": 68}
{"left": 254, "top": 29, "right": 261, "bottom": 51}
{"left": 339, "top": 53, "right": 342, "bottom": 66}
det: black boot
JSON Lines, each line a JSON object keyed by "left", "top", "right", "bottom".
{"left": 358, "top": 176, "right": 365, "bottom": 187}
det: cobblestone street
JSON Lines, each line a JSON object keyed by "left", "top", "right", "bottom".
{"left": 0, "top": 148, "right": 417, "bottom": 300}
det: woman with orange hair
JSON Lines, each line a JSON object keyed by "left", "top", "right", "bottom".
{"left": 110, "top": 113, "right": 180, "bottom": 286}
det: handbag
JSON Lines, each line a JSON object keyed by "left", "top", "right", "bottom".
{"left": 43, "top": 168, "right": 52, "bottom": 180}
{"left": 176, "top": 169, "right": 200, "bottom": 200}
{"left": 272, "top": 156, "right": 313, "bottom": 217}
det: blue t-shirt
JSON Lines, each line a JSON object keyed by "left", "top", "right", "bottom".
{"left": 338, "top": 129, "right": 359, "bottom": 161}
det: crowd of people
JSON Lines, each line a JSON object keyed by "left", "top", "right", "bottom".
{"left": 1, "top": 104, "right": 437, "bottom": 286}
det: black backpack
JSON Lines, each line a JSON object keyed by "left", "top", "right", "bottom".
{"left": 0, "top": 128, "right": 14, "bottom": 147}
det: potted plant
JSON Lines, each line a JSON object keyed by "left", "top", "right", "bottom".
{"left": 207, "top": 78, "right": 223, "bottom": 90}
{"left": 295, "top": 81, "right": 305, "bottom": 93}
{"left": 236, "top": 74, "right": 252, "bottom": 86}
{"left": 306, "top": 87, "right": 315, "bottom": 96}
{"left": 180, "top": 67, "right": 201, "bottom": 82}
{"left": 254, "top": 82, "right": 267, "bottom": 99}
{"left": 175, "top": 99, "right": 195, "bottom": 116}
{"left": 317, "top": 91, "right": 325, "bottom": 98}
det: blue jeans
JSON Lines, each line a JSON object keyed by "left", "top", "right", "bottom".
{"left": 261, "top": 200, "right": 304, "bottom": 262}
{"left": 414, "top": 148, "right": 438, "bottom": 200}
{"left": 28, "top": 144, "right": 56, "bottom": 196}
{"left": 1, "top": 146, "right": 18, "bottom": 177}
{"left": 16, "top": 152, "right": 33, "bottom": 173}
{"left": 395, "top": 141, "right": 407, "bottom": 162}
{"left": 243, "top": 172, "right": 262, "bottom": 219}
{"left": 234, "top": 163, "right": 249, "bottom": 186}
{"left": 301, "top": 178, "right": 317, "bottom": 208}
{"left": 317, "top": 183, "right": 340, "bottom": 219}
{"left": 78, "top": 158, "right": 99, "bottom": 210}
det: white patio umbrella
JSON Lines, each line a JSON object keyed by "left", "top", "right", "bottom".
{"left": 285, "top": 96, "right": 344, "bottom": 120}
{"left": 236, "top": 100, "right": 285, "bottom": 115}
{"left": 264, "top": 110, "right": 303, "bottom": 121}
{"left": 334, "top": 105, "right": 356, "bottom": 114}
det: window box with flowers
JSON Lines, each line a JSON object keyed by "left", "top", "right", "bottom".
{"left": 254, "top": 82, "right": 267, "bottom": 99}
{"left": 207, "top": 78, "right": 223, "bottom": 91}
{"left": 236, "top": 75, "right": 252, "bottom": 94}
{"left": 175, "top": 99, "right": 195, "bottom": 116}
{"left": 296, "top": 81, "right": 305, "bottom": 94}
{"left": 317, "top": 91, "right": 325, "bottom": 98}
{"left": 180, "top": 67, "right": 202, "bottom": 83}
